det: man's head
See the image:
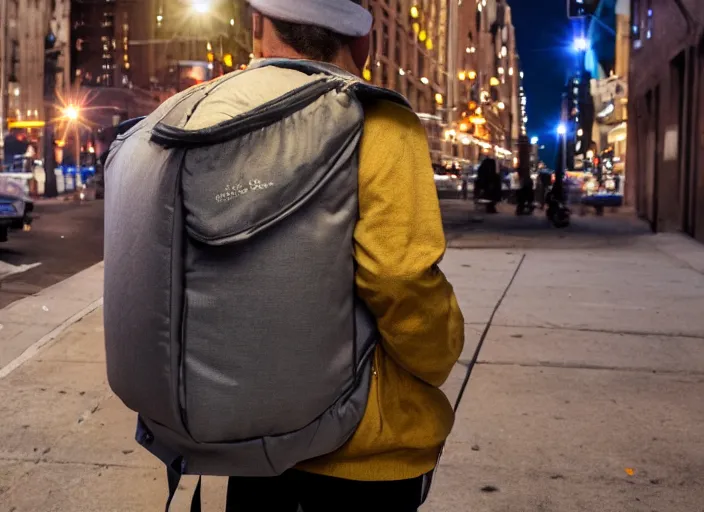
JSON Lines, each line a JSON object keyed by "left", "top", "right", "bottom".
{"left": 250, "top": 0, "right": 371, "bottom": 75}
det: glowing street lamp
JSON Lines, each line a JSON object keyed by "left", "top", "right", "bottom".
{"left": 192, "top": 0, "right": 210, "bottom": 14}
{"left": 573, "top": 37, "right": 590, "bottom": 52}
{"left": 530, "top": 136, "right": 539, "bottom": 145}
{"left": 557, "top": 123, "right": 567, "bottom": 136}
{"left": 63, "top": 105, "right": 79, "bottom": 121}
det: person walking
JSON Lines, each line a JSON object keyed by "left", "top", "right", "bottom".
{"left": 104, "top": 1, "right": 464, "bottom": 511}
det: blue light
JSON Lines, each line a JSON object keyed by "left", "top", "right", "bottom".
{"left": 573, "top": 37, "right": 590, "bottom": 52}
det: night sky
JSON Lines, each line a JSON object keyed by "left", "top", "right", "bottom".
{"left": 511, "top": 0, "right": 577, "bottom": 165}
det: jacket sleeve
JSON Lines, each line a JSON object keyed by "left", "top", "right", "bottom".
{"left": 354, "top": 101, "right": 465, "bottom": 388}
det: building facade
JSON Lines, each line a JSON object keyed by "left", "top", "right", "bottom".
{"left": 444, "top": 0, "right": 522, "bottom": 166}
{"left": 72, "top": 0, "right": 252, "bottom": 92}
{"left": 3, "top": 0, "right": 48, "bottom": 127}
{"left": 572, "top": 0, "right": 630, "bottom": 181}
{"left": 627, "top": 0, "right": 704, "bottom": 242}
{"left": 359, "top": 0, "right": 448, "bottom": 161}
{"left": 1, "top": 0, "right": 70, "bottom": 162}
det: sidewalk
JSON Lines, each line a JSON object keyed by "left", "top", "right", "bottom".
{"left": 1, "top": 218, "right": 704, "bottom": 510}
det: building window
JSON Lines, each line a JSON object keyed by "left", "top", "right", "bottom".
{"left": 646, "top": 0, "right": 653, "bottom": 39}
{"left": 631, "top": 0, "right": 642, "bottom": 49}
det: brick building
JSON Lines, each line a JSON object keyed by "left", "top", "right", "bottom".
{"left": 359, "top": 0, "right": 448, "bottom": 161}
{"left": 455, "top": 0, "right": 528, "bottom": 165}
{"left": 442, "top": 0, "right": 522, "bottom": 166}
{"left": 72, "top": 0, "right": 252, "bottom": 92}
{"left": 627, "top": 0, "right": 704, "bottom": 242}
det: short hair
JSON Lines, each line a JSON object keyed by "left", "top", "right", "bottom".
{"left": 269, "top": 0, "right": 364, "bottom": 62}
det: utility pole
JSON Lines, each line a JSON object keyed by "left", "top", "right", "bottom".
{"left": 0, "top": 0, "right": 9, "bottom": 167}
{"left": 43, "top": 30, "right": 60, "bottom": 198}
{"left": 446, "top": 0, "right": 459, "bottom": 158}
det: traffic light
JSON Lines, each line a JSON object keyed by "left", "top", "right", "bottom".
{"left": 44, "top": 31, "right": 62, "bottom": 100}
{"left": 567, "top": 0, "right": 599, "bottom": 19}
{"left": 222, "top": 53, "right": 234, "bottom": 69}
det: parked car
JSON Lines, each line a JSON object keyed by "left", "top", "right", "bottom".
{"left": 0, "top": 176, "right": 34, "bottom": 242}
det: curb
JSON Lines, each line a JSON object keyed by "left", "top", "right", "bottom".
{"left": 0, "top": 297, "right": 103, "bottom": 379}
{"left": 0, "top": 262, "right": 104, "bottom": 378}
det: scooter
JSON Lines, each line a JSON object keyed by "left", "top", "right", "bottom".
{"left": 545, "top": 188, "right": 571, "bottom": 228}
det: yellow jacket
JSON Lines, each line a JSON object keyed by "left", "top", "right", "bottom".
{"left": 298, "top": 100, "right": 465, "bottom": 481}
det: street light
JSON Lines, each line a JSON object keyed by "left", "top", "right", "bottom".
{"left": 531, "top": 136, "right": 539, "bottom": 145}
{"left": 63, "top": 105, "right": 79, "bottom": 121}
{"left": 557, "top": 123, "right": 567, "bottom": 136}
{"left": 62, "top": 105, "right": 82, "bottom": 176}
{"left": 573, "top": 37, "right": 590, "bottom": 52}
{"left": 192, "top": 0, "right": 210, "bottom": 14}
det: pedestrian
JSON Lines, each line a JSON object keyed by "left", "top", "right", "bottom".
{"left": 538, "top": 169, "right": 552, "bottom": 209}
{"left": 476, "top": 158, "right": 501, "bottom": 213}
{"left": 103, "top": 1, "right": 465, "bottom": 511}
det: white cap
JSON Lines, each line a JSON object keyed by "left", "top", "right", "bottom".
{"left": 249, "top": 0, "right": 373, "bottom": 37}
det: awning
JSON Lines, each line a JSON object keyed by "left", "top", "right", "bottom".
{"left": 8, "top": 121, "right": 45, "bottom": 129}
{"left": 608, "top": 122, "right": 627, "bottom": 144}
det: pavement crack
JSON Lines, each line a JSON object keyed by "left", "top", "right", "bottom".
{"left": 464, "top": 359, "right": 704, "bottom": 376}
{"left": 453, "top": 254, "right": 526, "bottom": 411}
{"left": 0, "top": 454, "right": 154, "bottom": 470}
{"left": 463, "top": 322, "right": 704, "bottom": 341}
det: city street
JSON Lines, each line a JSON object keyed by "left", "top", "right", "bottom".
{"left": 0, "top": 201, "right": 702, "bottom": 511}
{"left": 0, "top": 199, "right": 104, "bottom": 309}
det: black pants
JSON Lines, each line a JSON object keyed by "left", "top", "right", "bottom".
{"left": 225, "top": 470, "right": 424, "bottom": 512}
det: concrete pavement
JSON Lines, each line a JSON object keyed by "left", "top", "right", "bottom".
{"left": 1, "top": 207, "right": 703, "bottom": 511}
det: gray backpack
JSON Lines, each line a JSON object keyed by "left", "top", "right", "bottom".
{"left": 103, "top": 60, "right": 409, "bottom": 503}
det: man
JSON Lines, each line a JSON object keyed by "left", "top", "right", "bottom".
{"left": 104, "top": 1, "right": 464, "bottom": 510}
{"left": 222, "top": 2, "right": 464, "bottom": 510}
{"left": 475, "top": 158, "right": 501, "bottom": 214}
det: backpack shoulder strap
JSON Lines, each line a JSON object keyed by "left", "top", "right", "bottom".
{"left": 350, "top": 82, "right": 410, "bottom": 109}
{"left": 248, "top": 58, "right": 411, "bottom": 109}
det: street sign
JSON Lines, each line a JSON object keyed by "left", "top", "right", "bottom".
{"left": 567, "top": 0, "right": 600, "bottom": 19}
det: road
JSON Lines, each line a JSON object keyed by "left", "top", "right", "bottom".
{"left": 0, "top": 199, "right": 104, "bottom": 309}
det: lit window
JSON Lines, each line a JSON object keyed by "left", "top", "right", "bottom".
{"left": 646, "top": 0, "right": 653, "bottom": 39}
{"left": 631, "top": 0, "right": 642, "bottom": 48}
